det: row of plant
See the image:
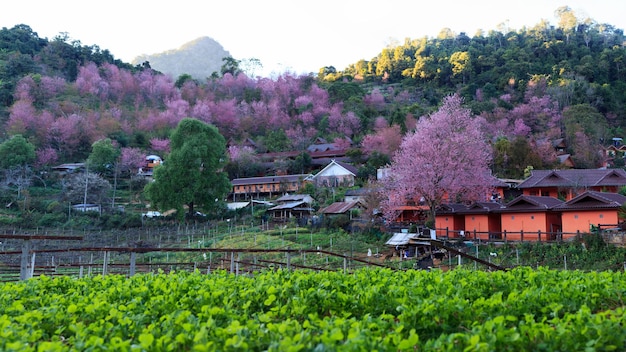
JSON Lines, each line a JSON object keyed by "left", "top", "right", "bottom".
{"left": 1, "top": 267, "right": 625, "bottom": 351}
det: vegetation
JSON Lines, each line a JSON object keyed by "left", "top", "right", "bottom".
{"left": 2, "top": 267, "right": 626, "bottom": 350}
{"left": 145, "top": 118, "right": 231, "bottom": 220}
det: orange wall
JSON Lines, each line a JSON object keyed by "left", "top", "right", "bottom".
{"left": 523, "top": 187, "right": 621, "bottom": 201}
{"left": 435, "top": 215, "right": 464, "bottom": 237}
{"left": 464, "top": 214, "right": 490, "bottom": 240}
{"left": 500, "top": 212, "right": 548, "bottom": 240}
{"left": 561, "top": 210, "right": 619, "bottom": 235}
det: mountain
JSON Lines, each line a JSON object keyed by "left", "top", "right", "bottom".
{"left": 132, "top": 36, "right": 231, "bottom": 80}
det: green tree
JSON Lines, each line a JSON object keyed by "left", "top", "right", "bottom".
{"left": 86, "top": 138, "right": 120, "bottom": 175}
{"left": 145, "top": 118, "right": 231, "bottom": 220}
{"left": 0, "top": 134, "right": 36, "bottom": 169}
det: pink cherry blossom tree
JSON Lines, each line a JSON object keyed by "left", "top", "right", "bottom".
{"left": 381, "top": 94, "right": 493, "bottom": 227}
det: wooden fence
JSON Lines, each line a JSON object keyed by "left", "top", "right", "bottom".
{"left": 434, "top": 227, "right": 624, "bottom": 243}
{"left": 0, "top": 232, "right": 394, "bottom": 281}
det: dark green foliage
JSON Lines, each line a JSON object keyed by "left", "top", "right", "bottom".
{"left": 0, "top": 135, "right": 36, "bottom": 169}
{"left": 145, "top": 118, "right": 231, "bottom": 221}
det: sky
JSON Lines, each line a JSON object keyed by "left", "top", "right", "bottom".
{"left": 2, "top": 0, "right": 626, "bottom": 77}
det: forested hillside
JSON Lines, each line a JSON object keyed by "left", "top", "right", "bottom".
{"left": 0, "top": 6, "right": 625, "bottom": 191}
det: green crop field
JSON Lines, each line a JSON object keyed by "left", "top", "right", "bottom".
{"left": 1, "top": 267, "right": 626, "bottom": 351}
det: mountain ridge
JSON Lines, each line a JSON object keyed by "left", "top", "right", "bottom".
{"left": 132, "top": 36, "right": 231, "bottom": 80}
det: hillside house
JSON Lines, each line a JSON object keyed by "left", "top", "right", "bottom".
{"left": 311, "top": 159, "right": 358, "bottom": 187}
{"left": 497, "top": 195, "right": 564, "bottom": 241}
{"left": 344, "top": 188, "right": 368, "bottom": 202}
{"left": 434, "top": 203, "right": 469, "bottom": 237}
{"left": 51, "top": 163, "right": 85, "bottom": 175}
{"left": 460, "top": 202, "right": 505, "bottom": 240}
{"left": 517, "top": 169, "right": 626, "bottom": 201}
{"left": 319, "top": 200, "right": 365, "bottom": 219}
{"left": 266, "top": 194, "right": 315, "bottom": 222}
{"left": 555, "top": 191, "right": 626, "bottom": 238}
{"left": 230, "top": 174, "right": 312, "bottom": 201}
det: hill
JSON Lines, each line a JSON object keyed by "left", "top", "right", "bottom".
{"left": 131, "top": 36, "right": 231, "bottom": 80}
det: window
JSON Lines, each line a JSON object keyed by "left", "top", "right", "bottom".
{"left": 511, "top": 216, "right": 515, "bottom": 220}
{"left": 531, "top": 215, "right": 534, "bottom": 220}
{"left": 600, "top": 214, "right": 604, "bottom": 218}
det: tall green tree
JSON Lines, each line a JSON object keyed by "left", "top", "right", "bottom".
{"left": 0, "top": 134, "right": 36, "bottom": 169}
{"left": 145, "top": 118, "right": 231, "bottom": 220}
{"left": 87, "top": 138, "right": 120, "bottom": 175}
{"left": 0, "top": 134, "right": 36, "bottom": 201}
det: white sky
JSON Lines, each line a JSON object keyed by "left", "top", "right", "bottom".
{"left": 2, "top": 0, "right": 625, "bottom": 77}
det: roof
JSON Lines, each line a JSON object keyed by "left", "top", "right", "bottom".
{"left": 231, "top": 174, "right": 312, "bottom": 186}
{"left": 320, "top": 201, "right": 363, "bottom": 214}
{"left": 555, "top": 191, "right": 626, "bottom": 210}
{"left": 52, "top": 163, "right": 85, "bottom": 171}
{"left": 312, "top": 159, "right": 358, "bottom": 179}
{"left": 268, "top": 201, "right": 313, "bottom": 211}
{"left": 227, "top": 202, "right": 250, "bottom": 210}
{"left": 345, "top": 188, "right": 368, "bottom": 196}
{"left": 385, "top": 232, "right": 419, "bottom": 246}
{"left": 517, "top": 169, "right": 626, "bottom": 189}
{"left": 460, "top": 201, "right": 506, "bottom": 214}
{"left": 501, "top": 195, "right": 564, "bottom": 212}
{"left": 435, "top": 203, "right": 470, "bottom": 215}
{"left": 275, "top": 194, "right": 313, "bottom": 203}
{"left": 307, "top": 143, "right": 338, "bottom": 152}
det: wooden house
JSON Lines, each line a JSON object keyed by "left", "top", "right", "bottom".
{"left": 555, "top": 191, "right": 626, "bottom": 239}
{"left": 230, "top": 174, "right": 312, "bottom": 201}
{"left": 319, "top": 200, "right": 365, "bottom": 219}
{"left": 517, "top": 169, "right": 626, "bottom": 201}
{"left": 499, "top": 195, "right": 564, "bottom": 241}
{"left": 310, "top": 159, "right": 358, "bottom": 187}
{"left": 266, "top": 194, "right": 315, "bottom": 222}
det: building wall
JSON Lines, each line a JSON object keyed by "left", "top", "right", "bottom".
{"left": 435, "top": 215, "right": 464, "bottom": 237}
{"left": 561, "top": 210, "right": 619, "bottom": 236}
{"left": 464, "top": 214, "right": 491, "bottom": 239}
{"left": 500, "top": 212, "right": 549, "bottom": 240}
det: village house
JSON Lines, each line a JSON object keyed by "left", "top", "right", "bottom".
{"left": 555, "top": 191, "right": 626, "bottom": 239}
{"left": 266, "top": 194, "right": 315, "bottom": 223}
{"left": 499, "top": 195, "right": 564, "bottom": 241}
{"left": 517, "top": 169, "right": 626, "bottom": 201}
{"left": 310, "top": 159, "right": 359, "bottom": 187}
{"left": 229, "top": 174, "right": 312, "bottom": 201}
{"left": 319, "top": 200, "right": 365, "bottom": 220}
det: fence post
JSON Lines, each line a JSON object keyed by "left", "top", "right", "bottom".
{"left": 102, "top": 251, "right": 108, "bottom": 276}
{"left": 20, "top": 239, "right": 31, "bottom": 280}
{"left": 130, "top": 252, "right": 136, "bottom": 276}
{"left": 504, "top": 230, "right": 507, "bottom": 244}
{"left": 286, "top": 249, "right": 291, "bottom": 272}
{"left": 236, "top": 252, "right": 240, "bottom": 276}
{"left": 521, "top": 230, "right": 524, "bottom": 243}
{"left": 538, "top": 230, "right": 542, "bottom": 242}
{"left": 230, "top": 252, "right": 235, "bottom": 274}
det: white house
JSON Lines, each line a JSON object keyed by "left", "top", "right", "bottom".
{"left": 310, "top": 159, "right": 358, "bottom": 187}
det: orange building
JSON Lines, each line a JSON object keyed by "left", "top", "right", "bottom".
{"left": 555, "top": 191, "right": 626, "bottom": 239}
{"left": 435, "top": 203, "right": 468, "bottom": 237}
{"left": 497, "top": 196, "right": 563, "bottom": 241}
{"left": 462, "top": 202, "right": 504, "bottom": 240}
{"left": 517, "top": 169, "right": 626, "bottom": 201}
